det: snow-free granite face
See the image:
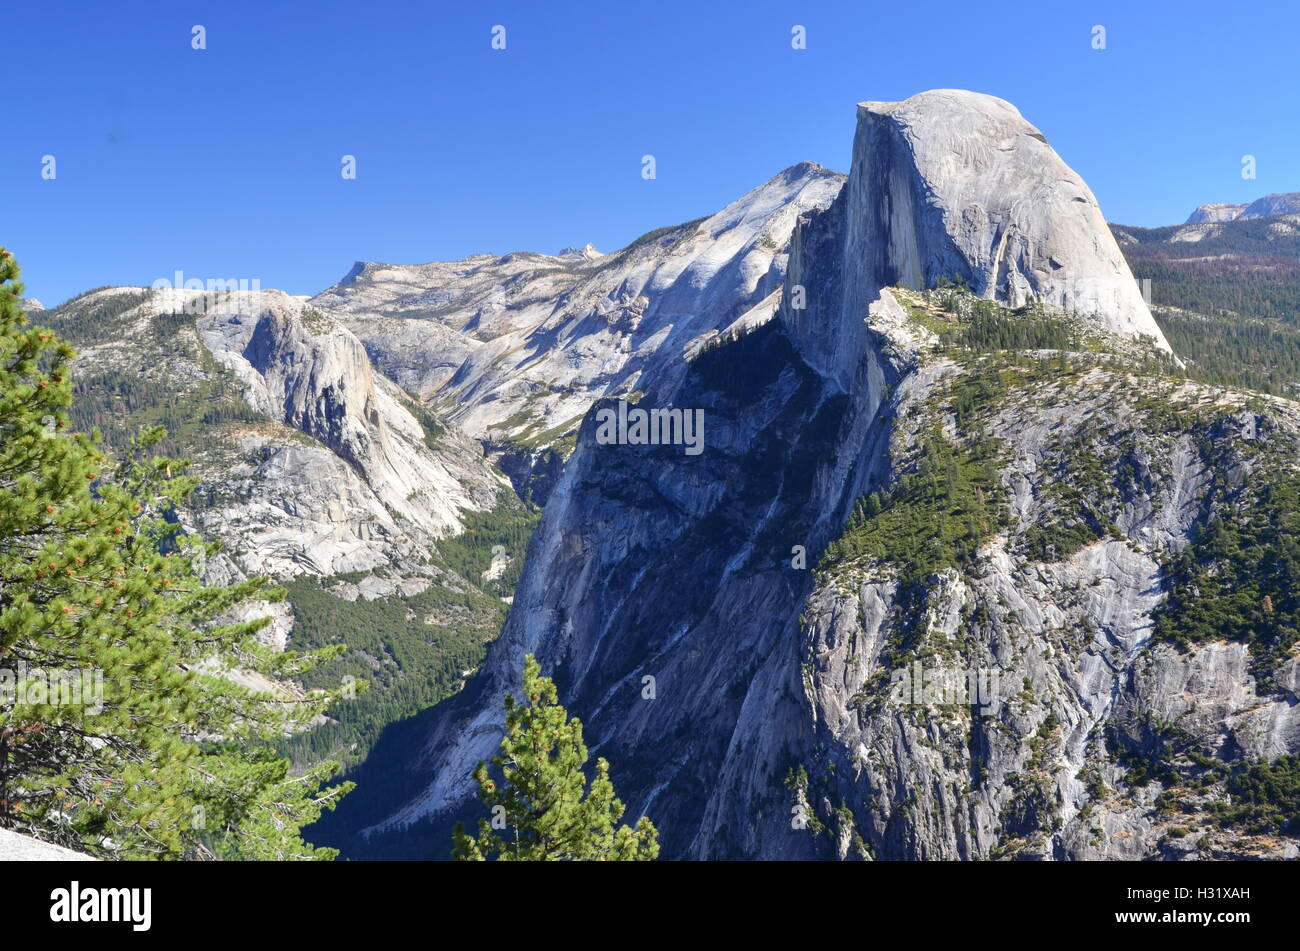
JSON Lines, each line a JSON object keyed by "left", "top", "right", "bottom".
{"left": 52, "top": 286, "right": 510, "bottom": 583}
{"left": 787, "top": 89, "right": 1173, "bottom": 392}
{"left": 310, "top": 162, "right": 846, "bottom": 445}
{"left": 844, "top": 90, "right": 1169, "bottom": 351}
{"left": 1185, "top": 203, "right": 1250, "bottom": 224}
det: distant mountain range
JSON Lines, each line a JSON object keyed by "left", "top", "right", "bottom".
{"left": 1111, "top": 208, "right": 1300, "bottom": 395}
{"left": 1186, "top": 192, "right": 1300, "bottom": 224}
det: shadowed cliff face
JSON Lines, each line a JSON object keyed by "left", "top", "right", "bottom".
{"left": 344, "top": 316, "right": 898, "bottom": 858}
{"left": 331, "top": 91, "right": 1300, "bottom": 861}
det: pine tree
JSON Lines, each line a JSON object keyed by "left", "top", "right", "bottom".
{"left": 452, "top": 654, "right": 659, "bottom": 860}
{"left": 0, "top": 248, "right": 354, "bottom": 859}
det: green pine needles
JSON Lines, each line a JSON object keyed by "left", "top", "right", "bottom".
{"left": 453, "top": 654, "right": 659, "bottom": 860}
{"left": 0, "top": 248, "right": 353, "bottom": 859}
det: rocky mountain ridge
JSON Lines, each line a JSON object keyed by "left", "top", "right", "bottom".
{"left": 309, "top": 161, "right": 847, "bottom": 449}
{"left": 49, "top": 286, "right": 512, "bottom": 583}
{"left": 1187, "top": 192, "right": 1300, "bottom": 224}
{"left": 34, "top": 286, "right": 529, "bottom": 767}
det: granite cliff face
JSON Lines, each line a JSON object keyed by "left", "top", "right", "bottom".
{"left": 844, "top": 91, "right": 1168, "bottom": 351}
{"left": 792, "top": 320, "right": 1300, "bottom": 860}
{"left": 336, "top": 91, "right": 1300, "bottom": 861}
{"left": 193, "top": 290, "right": 507, "bottom": 567}
{"left": 786, "top": 91, "right": 1171, "bottom": 393}
{"left": 38, "top": 285, "right": 521, "bottom": 679}
{"left": 57, "top": 287, "right": 511, "bottom": 583}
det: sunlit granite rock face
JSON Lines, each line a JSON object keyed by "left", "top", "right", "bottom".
{"left": 803, "top": 91, "right": 1171, "bottom": 384}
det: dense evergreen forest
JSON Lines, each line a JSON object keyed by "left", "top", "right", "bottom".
{"left": 278, "top": 500, "right": 539, "bottom": 771}
{"left": 1116, "top": 217, "right": 1300, "bottom": 395}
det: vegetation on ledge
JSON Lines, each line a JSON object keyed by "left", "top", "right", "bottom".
{"left": 819, "top": 429, "right": 1007, "bottom": 584}
{"left": 1153, "top": 468, "right": 1300, "bottom": 674}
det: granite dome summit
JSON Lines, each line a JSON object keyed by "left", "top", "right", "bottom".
{"left": 847, "top": 90, "right": 1167, "bottom": 349}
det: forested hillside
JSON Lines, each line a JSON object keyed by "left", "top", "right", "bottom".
{"left": 1116, "top": 217, "right": 1300, "bottom": 394}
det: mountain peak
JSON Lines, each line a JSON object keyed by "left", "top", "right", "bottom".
{"left": 1242, "top": 192, "right": 1300, "bottom": 219}
{"left": 1186, "top": 202, "right": 1249, "bottom": 224}
{"left": 776, "top": 159, "right": 837, "bottom": 179}
{"left": 557, "top": 242, "right": 602, "bottom": 260}
{"left": 848, "top": 88, "right": 1167, "bottom": 348}
{"left": 1185, "top": 192, "right": 1300, "bottom": 224}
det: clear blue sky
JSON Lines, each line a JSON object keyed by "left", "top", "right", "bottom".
{"left": 5, "top": 0, "right": 1298, "bottom": 305}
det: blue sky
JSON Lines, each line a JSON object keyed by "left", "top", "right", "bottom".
{"left": 5, "top": 0, "right": 1298, "bottom": 305}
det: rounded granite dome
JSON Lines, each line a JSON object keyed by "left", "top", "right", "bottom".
{"left": 845, "top": 88, "right": 1169, "bottom": 352}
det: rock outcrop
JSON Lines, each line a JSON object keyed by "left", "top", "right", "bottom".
{"left": 1185, "top": 203, "right": 1249, "bottom": 224}
{"left": 196, "top": 290, "right": 506, "bottom": 546}
{"left": 1185, "top": 192, "right": 1300, "bottom": 224}
{"left": 0, "top": 828, "right": 97, "bottom": 861}
{"left": 44, "top": 286, "right": 511, "bottom": 581}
